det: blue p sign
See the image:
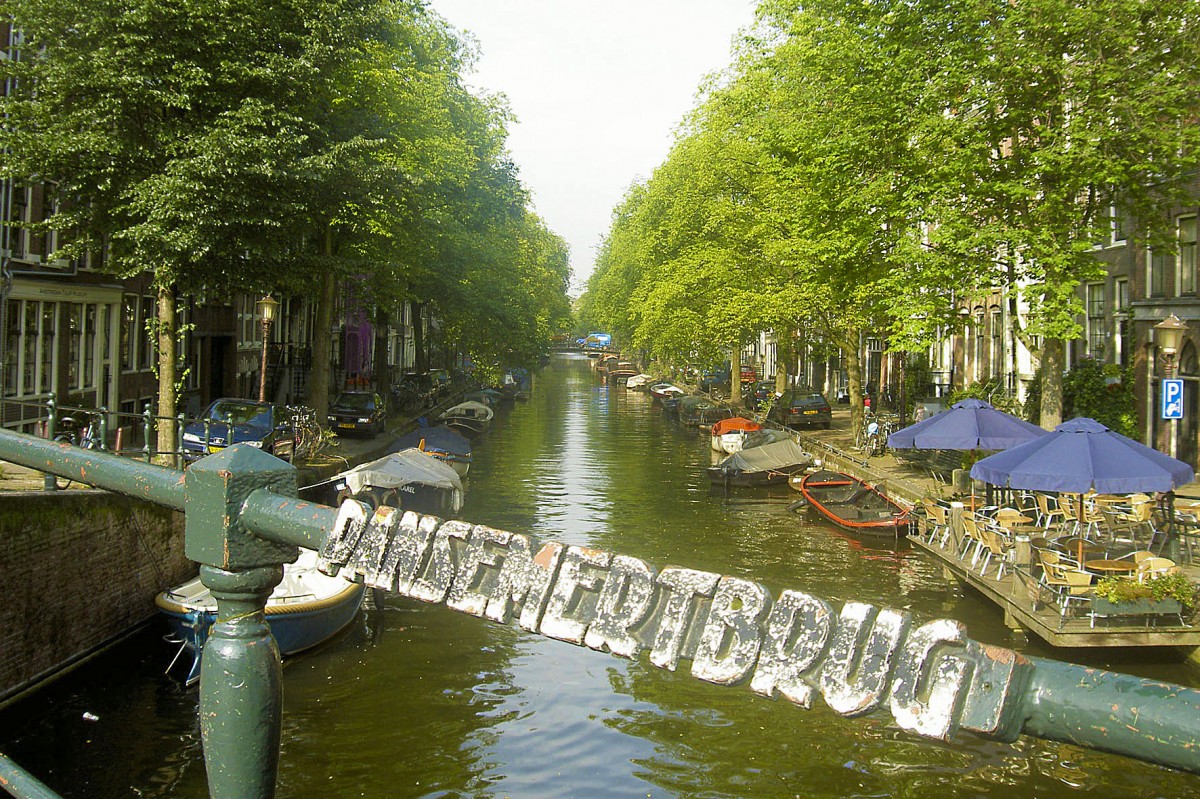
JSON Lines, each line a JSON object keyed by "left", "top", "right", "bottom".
{"left": 1162, "top": 378, "right": 1184, "bottom": 420}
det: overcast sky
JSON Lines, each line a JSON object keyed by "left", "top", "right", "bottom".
{"left": 430, "top": 1, "right": 758, "bottom": 293}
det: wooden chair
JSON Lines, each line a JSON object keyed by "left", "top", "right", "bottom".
{"left": 960, "top": 512, "right": 985, "bottom": 565}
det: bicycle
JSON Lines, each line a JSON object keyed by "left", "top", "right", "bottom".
{"left": 287, "top": 405, "right": 335, "bottom": 463}
{"left": 52, "top": 411, "right": 101, "bottom": 489}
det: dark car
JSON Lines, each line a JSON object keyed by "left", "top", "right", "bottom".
{"left": 769, "top": 388, "right": 832, "bottom": 429}
{"left": 327, "top": 391, "right": 387, "bottom": 437}
{"left": 698, "top": 368, "right": 731, "bottom": 394}
{"left": 746, "top": 380, "right": 776, "bottom": 405}
{"left": 182, "top": 398, "right": 294, "bottom": 462}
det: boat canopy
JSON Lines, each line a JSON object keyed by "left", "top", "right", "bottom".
{"left": 338, "top": 450, "right": 464, "bottom": 512}
{"left": 716, "top": 439, "right": 811, "bottom": 473}
{"left": 392, "top": 426, "right": 471, "bottom": 457}
{"left": 711, "top": 416, "right": 762, "bottom": 436}
{"left": 741, "top": 428, "right": 794, "bottom": 449}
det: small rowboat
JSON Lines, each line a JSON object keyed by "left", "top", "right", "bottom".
{"left": 710, "top": 415, "right": 762, "bottom": 453}
{"left": 794, "top": 469, "right": 909, "bottom": 535}
{"left": 157, "top": 549, "right": 365, "bottom": 685}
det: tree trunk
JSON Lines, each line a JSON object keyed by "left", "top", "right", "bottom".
{"left": 155, "top": 285, "right": 177, "bottom": 465}
{"left": 374, "top": 306, "right": 390, "bottom": 396}
{"left": 844, "top": 328, "right": 864, "bottom": 440}
{"left": 309, "top": 226, "right": 336, "bottom": 422}
{"left": 729, "top": 344, "right": 743, "bottom": 409}
{"left": 412, "top": 302, "right": 427, "bottom": 374}
{"left": 775, "top": 332, "right": 793, "bottom": 395}
{"left": 1039, "top": 336, "right": 1064, "bottom": 430}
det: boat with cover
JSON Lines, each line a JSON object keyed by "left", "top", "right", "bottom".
{"left": 437, "top": 400, "right": 494, "bottom": 437}
{"left": 678, "top": 395, "right": 734, "bottom": 427}
{"left": 625, "top": 374, "right": 655, "bottom": 390}
{"left": 156, "top": 548, "right": 365, "bottom": 685}
{"left": 392, "top": 425, "right": 472, "bottom": 476}
{"left": 706, "top": 438, "right": 813, "bottom": 487}
{"left": 649, "top": 383, "right": 685, "bottom": 401}
{"left": 710, "top": 416, "right": 763, "bottom": 453}
{"left": 794, "top": 469, "right": 910, "bottom": 535}
{"left": 324, "top": 449, "right": 465, "bottom": 517}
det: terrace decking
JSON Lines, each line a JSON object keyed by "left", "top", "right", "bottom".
{"left": 911, "top": 515, "right": 1200, "bottom": 648}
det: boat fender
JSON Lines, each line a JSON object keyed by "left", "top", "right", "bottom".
{"left": 788, "top": 498, "right": 809, "bottom": 512}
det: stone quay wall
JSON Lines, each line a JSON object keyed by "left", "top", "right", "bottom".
{"left": 0, "top": 491, "right": 192, "bottom": 705}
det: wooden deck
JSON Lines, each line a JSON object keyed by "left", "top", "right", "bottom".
{"left": 910, "top": 522, "right": 1200, "bottom": 648}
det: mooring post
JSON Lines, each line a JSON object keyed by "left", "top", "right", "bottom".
{"left": 184, "top": 444, "right": 300, "bottom": 799}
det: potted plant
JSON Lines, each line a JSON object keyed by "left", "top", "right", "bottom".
{"left": 1092, "top": 572, "right": 1197, "bottom": 617}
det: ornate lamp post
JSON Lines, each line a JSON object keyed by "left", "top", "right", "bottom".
{"left": 257, "top": 295, "right": 280, "bottom": 402}
{"left": 1154, "top": 313, "right": 1187, "bottom": 378}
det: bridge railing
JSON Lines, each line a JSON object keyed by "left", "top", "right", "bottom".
{"left": 1, "top": 426, "right": 1199, "bottom": 798}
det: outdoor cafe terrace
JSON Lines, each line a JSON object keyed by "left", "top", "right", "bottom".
{"left": 799, "top": 404, "right": 1200, "bottom": 649}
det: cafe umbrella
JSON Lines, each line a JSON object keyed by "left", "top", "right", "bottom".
{"left": 970, "top": 417, "right": 1196, "bottom": 559}
{"left": 887, "top": 398, "right": 1047, "bottom": 451}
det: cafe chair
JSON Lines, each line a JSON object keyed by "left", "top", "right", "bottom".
{"left": 1136, "top": 557, "right": 1179, "bottom": 582}
{"left": 976, "top": 523, "right": 1013, "bottom": 580}
{"left": 1035, "top": 494, "right": 1065, "bottom": 529}
{"left": 960, "top": 512, "right": 987, "bottom": 566}
{"left": 921, "top": 498, "right": 950, "bottom": 547}
{"left": 1040, "top": 561, "right": 1095, "bottom": 628}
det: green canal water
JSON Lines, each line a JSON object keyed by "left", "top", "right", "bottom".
{"left": 3, "top": 352, "right": 1200, "bottom": 797}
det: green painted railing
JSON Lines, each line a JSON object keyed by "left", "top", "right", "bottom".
{"left": 2, "top": 426, "right": 1200, "bottom": 798}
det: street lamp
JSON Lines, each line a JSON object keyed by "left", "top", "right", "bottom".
{"left": 1154, "top": 313, "right": 1187, "bottom": 378}
{"left": 257, "top": 295, "right": 280, "bottom": 402}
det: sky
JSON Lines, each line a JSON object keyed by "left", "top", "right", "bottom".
{"left": 430, "top": 1, "right": 758, "bottom": 294}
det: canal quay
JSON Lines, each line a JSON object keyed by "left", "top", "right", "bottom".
{"left": 3, "top": 352, "right": 1200, "bottom": 798}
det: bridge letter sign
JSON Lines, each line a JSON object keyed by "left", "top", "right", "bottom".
{"left": 1163, "top": 378, "right": 1184, "bottom": 420}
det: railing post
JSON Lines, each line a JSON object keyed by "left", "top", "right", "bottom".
{"left": 185, "top": 443, "right": 299, "bottom": 799}
{"left": 175, "top": 412, "right": 185, "bottom": 470}
{"left": 44, "top": 392, "right": 57, "bottom": 491}
{"left": 98, "top": 406, "right": 109, "bottom": 451}
{"left": 142, "top": 402, "right": 153, "bottom": 462}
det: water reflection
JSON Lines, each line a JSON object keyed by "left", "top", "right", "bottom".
{"left": 1, "top": 352, "right": 1198, "bottom": 797}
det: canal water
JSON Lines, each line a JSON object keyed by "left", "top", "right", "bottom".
{"left": 2, "top": 352, "right": 1199, "bottom": 797}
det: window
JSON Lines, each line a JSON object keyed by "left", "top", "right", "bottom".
{"left": 1148, "top": 248, "right": 1170, "bottom": 297}
{"left": 3, "top": 300, "right": 18, "bottom": 397}
{"left": 140, "top": 295, "right": 155, "bottom": 371}
{"left": 1110, "top": 203, "right": 1127, "bottom": 245}
{"left": 121, "top": 294, "right": 137, "bottom": 371}
{"left": 1086, "top": 283, "right": 1105, "bottom": 357}
{"left": 1180, "top": 216, "right": 1197, "bottom": 295}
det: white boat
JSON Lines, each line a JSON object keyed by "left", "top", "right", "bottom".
{"left": 625, "top": 373, "right": 655, "bottom": 389}
{"left": 156, "top": 549, "right": 365, "bottom": 685}
{"left": 437, "top": 400, "right": 494, "bottom": 437}
{"left": 710, "top": 416, "right": 764, "bottom": 454}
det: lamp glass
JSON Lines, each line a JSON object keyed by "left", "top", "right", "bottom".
{"left": 1154, "top": 314, "right": 1186, "bottom": 355}
{"left": 257, "top": 295, "right": 280, "bottom": 324}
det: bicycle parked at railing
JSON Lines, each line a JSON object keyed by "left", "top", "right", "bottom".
{"left": 287, "top": 405, "right": 335, "bottom": 463}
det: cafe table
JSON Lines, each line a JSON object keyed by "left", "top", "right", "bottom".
{"left": 1084, "top": 559, "right": 1137, "bottom": 575}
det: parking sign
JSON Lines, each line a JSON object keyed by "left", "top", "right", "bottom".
{"left": 1162, "top": 378, "right": 1184, "bottom": 420}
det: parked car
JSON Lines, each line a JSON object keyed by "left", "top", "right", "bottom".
{"left": 182, "top": 398, "right": 294, "bottom": 462}
{"left": 698, "top": 368, "right": 731, "bottom": 394}
{"left": 769, "top": 388, "right": 832, "bottom": 429}
{"left": 327, "top": 391, "right": 387, "bottom": 437}
{"left": 745, "top": 380, "right": 777, "bottom": 405}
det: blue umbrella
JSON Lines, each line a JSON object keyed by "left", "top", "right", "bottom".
{"left": 887, "top": 399, "right": 1047, "bottom": 451}
{"left": 970, "top": 417, "right": 1194, "bottom": 495}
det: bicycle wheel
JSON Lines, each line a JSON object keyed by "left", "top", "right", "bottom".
{"left": 52, "top": 433, "right": 76, "bottom": 489}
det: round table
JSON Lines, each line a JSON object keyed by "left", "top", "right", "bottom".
{"left": 1084, "top": 559, "right": 1137, "bottom": 574}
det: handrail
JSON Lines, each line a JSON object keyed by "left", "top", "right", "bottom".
{"left": 0, "top": 751, "right": 62, "bottom": 799}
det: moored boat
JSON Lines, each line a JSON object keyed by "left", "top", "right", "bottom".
{"left": 625, "top": 373, "right": 655, "bottom": 390}
{"left": 156, "top": 548, "right": 365, "bottom": 686}
{"left": 649, "top": 383, "right": 685, "bottom": 401}
{"left": 437, "top": 400, "right": 494, "bottom": 437}
{"left": 795, "top": 469, "right": 909, "bottom": 535}
{"left": 706, "top": 438, "right": 813, "bottom": 487}
{"left": 323, "top": 449, "right": 465, "bottom": 517}
{"left": 392, "top": 425, "right": 472, "bottom": 476}
{"left": 710, "top": 415, "right": 763, "bottom": 453}
{"left": 606, "top": 362, "right": 640, "bottom": 385}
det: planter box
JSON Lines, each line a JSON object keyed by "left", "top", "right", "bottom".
{"left": 1091, "top": 597, "right": 1183, "bottom": 620}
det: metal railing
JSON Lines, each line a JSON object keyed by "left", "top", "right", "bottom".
{"left": 1, "top": 427, "right": 1200, "bottom": 797}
